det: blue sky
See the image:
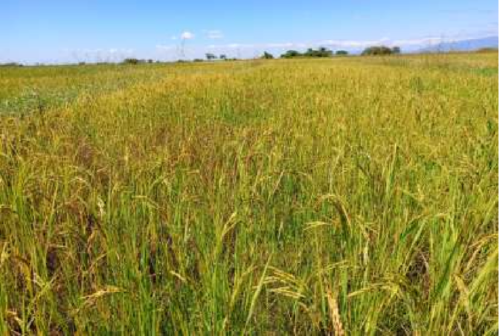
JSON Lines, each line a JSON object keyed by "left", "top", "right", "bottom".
{"left": 1, "top": 0, "right": 498, "bottom": 63}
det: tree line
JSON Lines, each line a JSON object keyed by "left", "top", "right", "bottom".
{"left": 0, "top": 44, "right": 403, "bottom": 67}
{"left": 113, "top": 45, "right": 402, "bottom": 65}
{"left": 275, "top": 45, "right": 401, "bottom": 59}
{"left": 189, "top": 45, "right": 401, "bottom": 63}
{"left": 279, "top": 47, "right": 349, "bottom": 59}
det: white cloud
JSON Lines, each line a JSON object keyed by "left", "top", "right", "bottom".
{"left": 319, "top": 39, "right": 381, "bottom": 48}
{"left": 317, "top": 37, "right": 453, "bottom": 49}
{"left": 156, "top": 44, "right": 176, "bottom": 51}
{"left": 63, "top": 48, "right": 135, "bottom": 63}
{"left": 151, "top": 33, "right": 497, "bottom": 62}
{"left": 265, "top": 42, "right": 295, "bottom": 48}
{"left": 392, "top": 37, "right": 444, "bottom": 46}
{"left": 206, "top": 42, "right": 307, "bottom": 51}
{"left": 198, "top": 34, "right": 492, "bottom": 56}
{"left": 205, "top": 30, "right": 224, "bottom": 39}
{"left": 181, "top": 31, "right": 195, "bottom": 40}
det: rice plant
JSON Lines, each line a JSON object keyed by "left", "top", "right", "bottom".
{"left": 0, "top": 53, "right": 497, "bottom": 334}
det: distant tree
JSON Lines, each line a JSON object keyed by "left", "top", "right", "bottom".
{"left": 303, "top": 48, "right": 314, "bottom": 57}
{"left": 205, "top": 53, "right": 217, "bottom": 61}
{"left": 262, "top": 51, "right": 274, "bottom": 59}
{"left": 361, "top": 46, "right": 394, "bottom": 56}
{"left": 193, "top": 58, "right": 204, "bottom": 62}
{"left": 123, "top": 58, "right": 140, "bottom": 65}
{"left": 476, "top": 47, "right": 498, "bottom": 53}
{"left": 304, "top": 48, "right": 315, "bottom": 57}
{"left": 219, "top": 54, "right": 227, "bottom": 60}
{"left": 303, "top": 47, "right": 333, "bottom": 58}
{"left": 0, "top": 62, "right": 23, "bottom": 67}
{"left": 281, "top": 50, "right": 302, "bottom": 58}
{"left": 391, "top": 46, "right": 401, "bottom": 54}
{"left": 281, "top": 48, "right": 335, "bottom": 58}
{"left": 147, "top": 59, "right": 154, "bottom": 63}
{"left": 336, "top": 50, "right": 349, "bottom": 56}
{"left": 318, "top": 47, "right": 333, "bottom": 57}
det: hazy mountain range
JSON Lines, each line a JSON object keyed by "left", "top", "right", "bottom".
{"left": 315, "top": 36, "right": 498, "bottom": 55}
{"left": 417, "top": 36, "right": 498, "bottom": 53}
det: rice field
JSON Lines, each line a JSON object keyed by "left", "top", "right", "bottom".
{"left": 0, "top": 53, "right": 498, "bottom": 334}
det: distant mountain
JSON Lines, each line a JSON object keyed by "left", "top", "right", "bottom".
{"left": 418, "top": 36, "right": 498, "bottom": 53}
{"left": 316, "top": 36, "right": 498, "bottom": 55}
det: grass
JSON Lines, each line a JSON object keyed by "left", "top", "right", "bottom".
{"left": 0, "top": 53, "right": 498, "bottom": 334}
